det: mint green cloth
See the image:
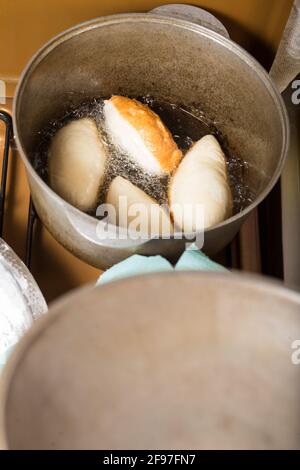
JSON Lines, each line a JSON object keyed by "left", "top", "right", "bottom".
{"left": 175, "top": 245, "right": 227, "bottom": 272}
{"left": 97, "top": 255, "right": 173, "bottom": 285}
{"left": 97, "top": 243, "right": 227, "bottom": 285}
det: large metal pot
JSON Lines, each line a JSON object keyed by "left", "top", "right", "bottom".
{"left": 1, "top": 272, "right": 300, "bottom": 449}
{"left": 13, "top": 13, "right": 289, "bottom": 269}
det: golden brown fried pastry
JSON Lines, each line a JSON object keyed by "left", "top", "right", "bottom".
{"left": 104, "top": 96, "right": 182, "bottom": 175}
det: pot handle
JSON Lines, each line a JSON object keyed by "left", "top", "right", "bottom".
{"left": 269, "top": 0, "right": 300, "bottom": 93}
{"left": 65, "top": 206, "right": 152, "bottom": 250}
{"left": 149, "top": 4, "right": 230, "bottom": 39}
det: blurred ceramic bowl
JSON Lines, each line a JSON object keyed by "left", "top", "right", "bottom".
{"left": 0, "top": 238, "right": 47, "bottom": 365}
{"left": 2, "top": 272, "right": 300, "bottom": 449}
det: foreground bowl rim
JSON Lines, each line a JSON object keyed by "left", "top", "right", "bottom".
{"left": 1, "top": 270, "right": 300, "bottom": 449}
{"left": 13, "top": 13, "right": 290, "bottom": 237}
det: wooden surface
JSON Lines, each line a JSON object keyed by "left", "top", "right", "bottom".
{"left": 0, "top": 0, "right": 293, "bottom": 80}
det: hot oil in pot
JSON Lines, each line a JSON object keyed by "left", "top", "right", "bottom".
{"left": 33, "top": 96, "right": 254, "bottom": 215}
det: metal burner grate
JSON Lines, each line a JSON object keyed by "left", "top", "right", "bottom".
{"left": 0, "top": 110, "right": 37, "bottom": 270}
{"left": 0, "top": 110, "right": 12, "bottom": 237}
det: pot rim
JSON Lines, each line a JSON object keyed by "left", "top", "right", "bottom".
{"left": 13, "top": 13, "right": 290, "bottom": 237}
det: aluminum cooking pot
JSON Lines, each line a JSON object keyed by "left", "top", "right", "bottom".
{"left": 12, "top": 11, "right": 289, "bottom": 269}
{"left": 1, "top": 272, "right": 300, "bottom": 449}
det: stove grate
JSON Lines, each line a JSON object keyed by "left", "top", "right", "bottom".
{"left": 0, "top": 110, "right": 36, "bottom": 269}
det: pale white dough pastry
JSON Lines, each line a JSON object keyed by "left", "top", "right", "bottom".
{"left": 169, "top": 135, "right": 233, "bottom": 231}
{"left": 103, "top": 96, "right": 182, "bottom": 176}
{"left": 48, "top": 118, "right": 107, "bottom": 212}
{"left": 105, "top": 176, "right": 173, "bottom": 237}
